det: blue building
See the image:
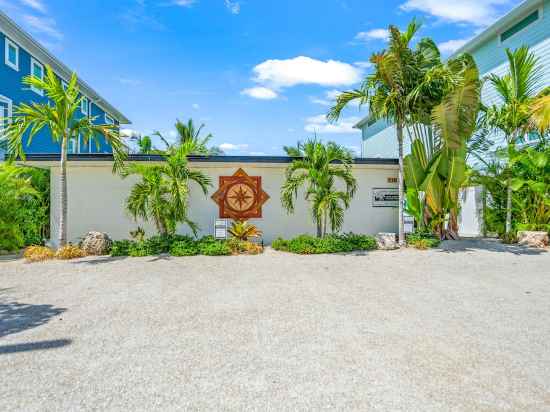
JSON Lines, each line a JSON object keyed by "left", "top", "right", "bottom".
{"left": 356, "top": 0, "right": 550, "bottom": 157}
{"left": 0, "top": 10, "right": 130, "bottom": 155}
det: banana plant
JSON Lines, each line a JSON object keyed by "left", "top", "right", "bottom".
{"left": 404, "top": 66, "right": 481, "bottom": 239}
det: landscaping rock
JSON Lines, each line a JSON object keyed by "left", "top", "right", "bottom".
{"left": 376, "top": 233, "right": 398, "bottom": 250}
{"left": 517, "top": 231, "right": 549, "bottom": 248}
{"left": 80, "top": 232, "right": 113, "bottom": 255}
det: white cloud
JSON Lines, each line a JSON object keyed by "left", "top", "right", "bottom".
{"left": 354, "top": 61, "right": 372, "bottom": 69}
{"left": 355, "top": 29, "right": 389, "bottom": 42}
{"left": 224, "top": 0, "right": 240, "bottom": 14}
{"left": 23, "top": 15, "right": 63, "bottom": 39}
{"left": 438, "top": 38, "right": 470, "bottom": 54}
{"left": 400, "top": 0, "right": 511, "bottom": 26}
{"left": 192, "top": 103, "right": 200, "bottom": 110}
{"left": 173, "top": 0, "right": 196, "bottom": 6}
{"left": 304, "top": 114, "right": 362, "bottom": 134}
{"left": 241, "top": 87, "right": 278, "bottom": 100}
{"left": 252, "top": 56, "right": 363, "bottom": 89}
{"left": 219, "top": 143, "right": 249, "bottom": 151}
{"left": 118, "top": 77, "right": 143, "bottom": 86}
{"left": 20, "top": 0, "right": 46, "bottom": 13}
{"left": 120, "top": 128, "right": 142, "bottom": 139}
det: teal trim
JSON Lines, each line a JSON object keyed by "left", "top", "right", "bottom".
{"left": 501, "top": 10, "right": 539, "bottom": 42}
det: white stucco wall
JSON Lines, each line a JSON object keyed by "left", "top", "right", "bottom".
{"left": 47, "top": 161, "right": 400, "bottom": 245}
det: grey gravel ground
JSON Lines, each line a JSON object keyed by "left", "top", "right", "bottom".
{"left": 1, "top": 239, "right": 550, "bottom": 411}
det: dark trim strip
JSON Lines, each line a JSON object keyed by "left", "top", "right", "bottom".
{"left": 9, "top": 153, "right": 399, "bottom": 165}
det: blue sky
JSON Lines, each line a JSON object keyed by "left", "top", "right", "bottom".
{"left": 2, "top": 0, "right": 518, "bottom": 155}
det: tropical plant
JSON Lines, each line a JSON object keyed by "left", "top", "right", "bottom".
{"left": 228, "top": 220, "right": 262, "bottom": 241}
{"left": 403, "top": 57, "right": 482, "bottom": 239}
{"left": 133, "top": 135, "right": 154, "bottom": 154}
{"left": 328, "top": 19, "right": 442, "bottom": 245}
{"left": 6, "top": 66, "right": 127, "bottom": 247}
{"left": 122, "top": 143, "right": 212, "bottom": 236}
{"left": 484, "top": 46, "right": 545, "bottom": 235}
{"left": 155, "top": 118, "right": 212, "bottom": 154}
{"left": 509, "top": 144, "right": 550, "bottom": 226}
{"left": 281, "top": 139, "right": 357, "bottom": 237}
{"left": 0, "top": 163, "right": 38, "bottom": 251}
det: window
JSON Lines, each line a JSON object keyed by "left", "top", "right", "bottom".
{"left": 81, "top": 96, "right": 89, "bottom": 115}
{"left": 5, "top": 38, "right": 19, "bottom": 71}
{"left": 500, "top": 9, "right": 540, "bottom": 42}
{"left": 0, "top": 96, "right": 13, "bottom": 142}
{"left": 30, "top": 58, "right": 44, "bottom": 95}
{"left": 62, "top": 80, "right": 68, "bottom": 91}
{"left": 105, "top": 114, "right": 115, "bottom": 125}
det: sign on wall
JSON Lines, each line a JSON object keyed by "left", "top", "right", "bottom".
{"left": 214, "top": 219, "right": 228, "bottom": 239}
{"left": 372, "top": 187, "right": 399, "bottom": 208}
{"left": 211, "top": 168, "right": 270, "bottom": 219}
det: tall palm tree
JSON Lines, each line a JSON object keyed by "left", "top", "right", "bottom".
{"left": 485, "top": 46, "right": 544, "bottom": 234}
{"left": 281, "top": 139, "right": 357, "bottom": 237}
{"left": 6, "top": 66, "right": 127, "bottom": 247}
{"left": 122, "top": 143, "right": 211, "bottom": 236}
{"left": 328, "top": 19, "right": 440, "bottom": 245}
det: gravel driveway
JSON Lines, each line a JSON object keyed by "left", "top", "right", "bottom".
{"left": 1, "top": 239, "right": 550, "bottom": 411}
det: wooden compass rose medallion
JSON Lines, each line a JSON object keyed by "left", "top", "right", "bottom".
{"left": 211, "top": 168, "right": 270, "bottom": 219}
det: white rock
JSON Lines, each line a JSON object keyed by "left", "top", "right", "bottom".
{"left": 376, "top": 233, "right": 398, "bottom": 250}
{"left": 517, "top": 231, "right": 549, "bottom": 248}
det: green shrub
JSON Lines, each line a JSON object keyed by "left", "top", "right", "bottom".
{"left": 128, "top": 241, "right": 154, "bottom": 257}
{"left": 0, "top": 223, "right": 25, "bottom": 252}
{"left": 170, "top": 239, "right": 200, "bottom": 256}
{"left": 516, "top": 223, "right": 550, "bottom": 234}
{"left": 199, "top": 240, "right": 231, "bottom": 256}
{"left": 110, "top": 240, "right": 134, "bottom": 256}
{"left": 272, "top": 233, "right": 378, "bottom": 254}
{"left": 271, "top": 237, "right": 289, "bottom": 251}
{"left": 336, "top": 232, "right": 377, "bottom": 251}
{"left": 406, "top": 231, "right": 441, "bottom": 249}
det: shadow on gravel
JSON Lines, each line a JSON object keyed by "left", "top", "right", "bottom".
{"left": 0, "top": 339, "right": 72, "bottom": 355}
{"left": 438, "top": 238, "right": 547, "bottom": 256}
{"left": 71, "top": 256, "right": 127, "bottom": 266}
{"left": 0, "top": 301, "right": 67, "bottom": 338}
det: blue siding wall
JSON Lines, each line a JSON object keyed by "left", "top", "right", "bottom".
{"left": 0, "top": 31, "right": 116, "bottom": 154}
{"left": 470, "top": 0, "right": 550, "bottom": 74}
{"left": 360, "top": 0, "right": 550, "bottom": 158}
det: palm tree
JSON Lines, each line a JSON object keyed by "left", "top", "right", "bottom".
{"left": 155, "top": 118, "right": 212, "bottom": 155}
{"left": 6, "top": 66, "right": 127, "bottom": 247}
{"left": 281, "top": 139, "right": 357, "bottom": 237}
{"left": 328, "top": 19, "right": 440, "bottom": 245}
{"left": 122, "top": 143, "right": 211, "bottom": 236}
{"left": 485, "top": 46, "right": 544, "bottom": 235}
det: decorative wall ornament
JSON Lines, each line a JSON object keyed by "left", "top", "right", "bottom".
{"left": 211, "top": 168, "right": 270, "bottom": 219}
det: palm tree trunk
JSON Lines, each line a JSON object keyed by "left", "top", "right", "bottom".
{"left": 505, "top": 137, "right": 514, "bottom": 235}
{"left": 505, "top": 176, "right": 513, "bottom": 234}
{"left": 396, "top": 123, "right": 405, "bottom": 246}
{"left": 58, "top": 134, "right": 68, "bottom": 247}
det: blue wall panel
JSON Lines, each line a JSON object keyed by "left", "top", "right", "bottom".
{"left": 0, "top": 31, "right": 116, "bottom": 154}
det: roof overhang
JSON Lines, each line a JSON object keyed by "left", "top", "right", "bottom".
{"left": 449, "top": 0, "right": 543, "bottom": 58}
{"left": 11, "top": 153, "right": 399, "bottom": 167}
{"left": 0, "top": 11, "right": 131, "bottom": 124}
